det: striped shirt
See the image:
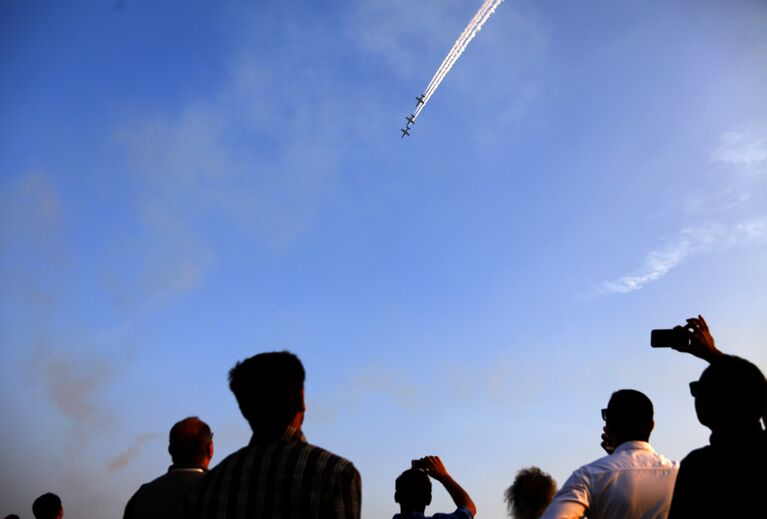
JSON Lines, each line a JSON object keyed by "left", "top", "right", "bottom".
{"left": 184, "top": 427, "right": 361, "bottom": 519}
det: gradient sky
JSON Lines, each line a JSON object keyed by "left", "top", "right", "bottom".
{"left": 2, "top": 1, "right": 766, "bottom": 517}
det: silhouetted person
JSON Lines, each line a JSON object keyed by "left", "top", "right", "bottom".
{"left": 667, "top": 314, "right": 767, "bottom": 428}
{"left": 504, "top": 467, "right": 556, "bottom": 519}
{"left": 32, "top": 493, "right": 62, "bottom": 519}
{"left": 5, "top": 514, "right": 21, "bottom": 519}
{"left": 394, "top": 456, "right": 476, "bottom": 519}
{"left": 541, "top": 390, "right": 678, "bottom": 519}
{"left": 667, "top": 347, "right": 767, "bottom": 518}
{"left": 124, "top": 416, "right": 213, "bottom": 519}
{"left": 185, "top": 351, "right": 361, "bottom": 519}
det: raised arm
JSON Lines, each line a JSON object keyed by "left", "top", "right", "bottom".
{"left": 419, "top": 456, "right": 477, "bottom": 517}
{"left": 672, "top": 315, "right": 724, "bottom": 363}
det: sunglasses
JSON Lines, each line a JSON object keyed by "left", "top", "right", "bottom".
{"left": 689, "top": 381, "right": 700, "bottom": 397}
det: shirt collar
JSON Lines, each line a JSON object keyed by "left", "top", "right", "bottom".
{"left": 613, "top": 440, "right": 655, "bottom": 454}
{"left": 249, "top": 426, "right": 306, "bottom": 445}
{"left": 168, "top": 465, "right": 206, "bottom": 473}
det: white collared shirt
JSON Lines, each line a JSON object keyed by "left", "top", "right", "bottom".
{"left": 541, "top": 441, "right": 679, "bottom": 519}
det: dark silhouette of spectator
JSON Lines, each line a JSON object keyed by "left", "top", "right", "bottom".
{"left": 394, "top": 456, "right": 476, "bottom": 519}
{"left": 504, "top": 467, "right": 556, "bottom": 519}
{"left": 32, "top": 493, "right": 62, "bottom": 519}
{"left": 541, "top": 390, "right": 678, "bottom": 519}
{"left": 123, "top": 416, "right": 213, "bottom": 519}
{"left": 665, "top": 317, "right": 767, "bottom": 518}
{"left": 668, "top": 314, "right": 767, "bottom": 428}
{"left": 5, "top": 514, "right": 21, "bottom": 519}
{"left": 184, "top": 351, "right": 361, "bottom": 519}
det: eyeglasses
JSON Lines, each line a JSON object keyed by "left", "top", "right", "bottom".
{"left": 601, "top": 408, "right": 608, "bottom": 421}
{"left": 689, "top": 381, "right": 700, "bottom": 397}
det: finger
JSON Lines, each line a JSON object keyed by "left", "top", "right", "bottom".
{"left": 698, "top": 315, "right": 708, "bottom": 330}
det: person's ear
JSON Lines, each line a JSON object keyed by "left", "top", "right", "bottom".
{"left": 426, "top": 494, "right": 432, "bottom": 506}
{"left": 650, "top": 420, "right": 655, "bottom": 434}
{"left": 394, "top": 491, "right": 400, "bottom": 504}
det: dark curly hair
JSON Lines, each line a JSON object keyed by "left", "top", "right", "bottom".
{"left": 504, "top": 467, "right": 557, "bottom": 519}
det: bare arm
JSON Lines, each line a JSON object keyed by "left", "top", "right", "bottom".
{"left": 419, "top": 456, "right": 477, "bottom": 517}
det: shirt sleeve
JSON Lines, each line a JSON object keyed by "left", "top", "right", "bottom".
{"left": 539, "top": 470, "right": 590, "bottom": 519}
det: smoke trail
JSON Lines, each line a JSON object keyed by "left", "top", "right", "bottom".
{"left": 417, "top": 0, "right": 503, "bottom": 117}
{"left": 421, "top": 0, "right": 495, "bottom": 98}
{"left": 413, "top": 0, "right": 504, "bottom": 122}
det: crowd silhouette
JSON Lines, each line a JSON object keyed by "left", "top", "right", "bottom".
{"left": 7, "top": 315, "right": 766, "bottom": 519}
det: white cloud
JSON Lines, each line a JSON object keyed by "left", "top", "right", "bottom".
{"left": 600, "top": 217, "right": 767, "bottom": 294}
{"left": 711, "top": 129, "right": 767, "bottom": 173}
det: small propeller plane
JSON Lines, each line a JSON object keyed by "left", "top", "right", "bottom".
{"left": 401, "top": 127, "right": 411, "bottom": 138}
{"left": 415, "top": 94, "right": 425, "bottom": 106}
{"left": 405, "top": 114, "right": 416, "bottom": 126}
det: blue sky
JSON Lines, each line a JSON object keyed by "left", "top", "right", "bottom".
{"left": 1, "top": 0, "right": 766, "bottom": 517}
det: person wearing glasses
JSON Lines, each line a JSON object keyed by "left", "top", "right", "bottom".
{"left": 540, "top": 390, "right": 678, "bottom": 519}
{"left": 665, "top": 316, "right": 766, "bottom": 518}
{"left": 123, "top": 416, "right": 213, "bottom": 519}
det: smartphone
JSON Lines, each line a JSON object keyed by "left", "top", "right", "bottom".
{"left": 650, "top": 328, "right": 688, "bottom": 348}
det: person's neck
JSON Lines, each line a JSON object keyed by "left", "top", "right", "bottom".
{"left": 614, "top": 436, "right": 649, "bottom": 448}
{"left": 400, "top": 505, "right": 426, "bottom": 515}
{"left": 710, "top": 422, "right": 764, "bottom": 443}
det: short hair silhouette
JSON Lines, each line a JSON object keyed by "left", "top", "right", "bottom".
{"left": 695, "top": 355, "right": 767, "bottom": 428}
{"left": 169, "top": 416, "right": 212, "bottom": 465}
{"left": 229, "top": 351, "right": 305, "bottom": 434}
{"left": 5, "top": 514, "right": 21, "bottom": 519}
{"left": 395, "top": 469, "right": 432, "bottom": 510}
{"left": 605, "top": 389, "right": 654, "bottom": 441}
{"left": 32, "top": 493, "right": 61, "bottom": 519}
{"left": 504, "top": 467, "right": 557, "bottom": 519}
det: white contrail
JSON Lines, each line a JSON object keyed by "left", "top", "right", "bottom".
{"left": 413, "top": 0, "right": 504, "bottom": 122}
{"left": 421, "top": 0, "right": 495, "bottom": 99}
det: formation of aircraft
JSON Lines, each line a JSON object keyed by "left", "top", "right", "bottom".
{"left": 400, "top": 97, "right": 424, "bottom": 138}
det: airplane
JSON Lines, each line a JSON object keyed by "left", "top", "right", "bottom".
{"left": 405, "top": 114, "right": 416, "bottom": 126}
{"left": 401, "top": 127, "right": 411, "bottom": 138}
{"left": 415, "top": 94, "right": 425, "bottom": 106}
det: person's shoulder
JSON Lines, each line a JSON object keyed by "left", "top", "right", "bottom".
{"left": 572, "top": 452, "right": 616, "bottom": 476}
{"left": 302, "top": 441, "right": 359, "bottom": 475}
{"left": 679, "top": 445, "right": 712, "bottom": 468}
{"left": 430, "top": 507, "right": 473, "bottom": 519}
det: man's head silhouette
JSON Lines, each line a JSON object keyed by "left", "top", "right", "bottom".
{"left": 604, "top": 389, "right": 654, "bottom": 446}
{"left": 229, "top": 351, "right": 306, "bottom": 437}
{"left": 395, "top": 469, "right": 432, "bottom": 512}
{"left": 692, "top": 354, "right": 766, "bottom": 431}
{"left": 168, "top": 416, "right": 213, "bottom": 468}
{"left": 32, "top": 493, "right": 62, "bottom": 519}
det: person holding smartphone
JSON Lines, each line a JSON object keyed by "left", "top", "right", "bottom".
{"left": 393, "top": 456, "right": 477, "bottom": 519}
{"left": 656, "top": 315, "right": 767, "bottom": 518}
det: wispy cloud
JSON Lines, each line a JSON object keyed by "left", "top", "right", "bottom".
{"left": 32, "top": 350, "right": 116, "bottom": 432}
{"left": 600, "top": 217, "right": 767, "bottom": 294}
{"left": 106, "top": 432, "right": 162, "bottom": 473}
{"left": 711, "top": 129, "right": 767, "bottom": 173}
